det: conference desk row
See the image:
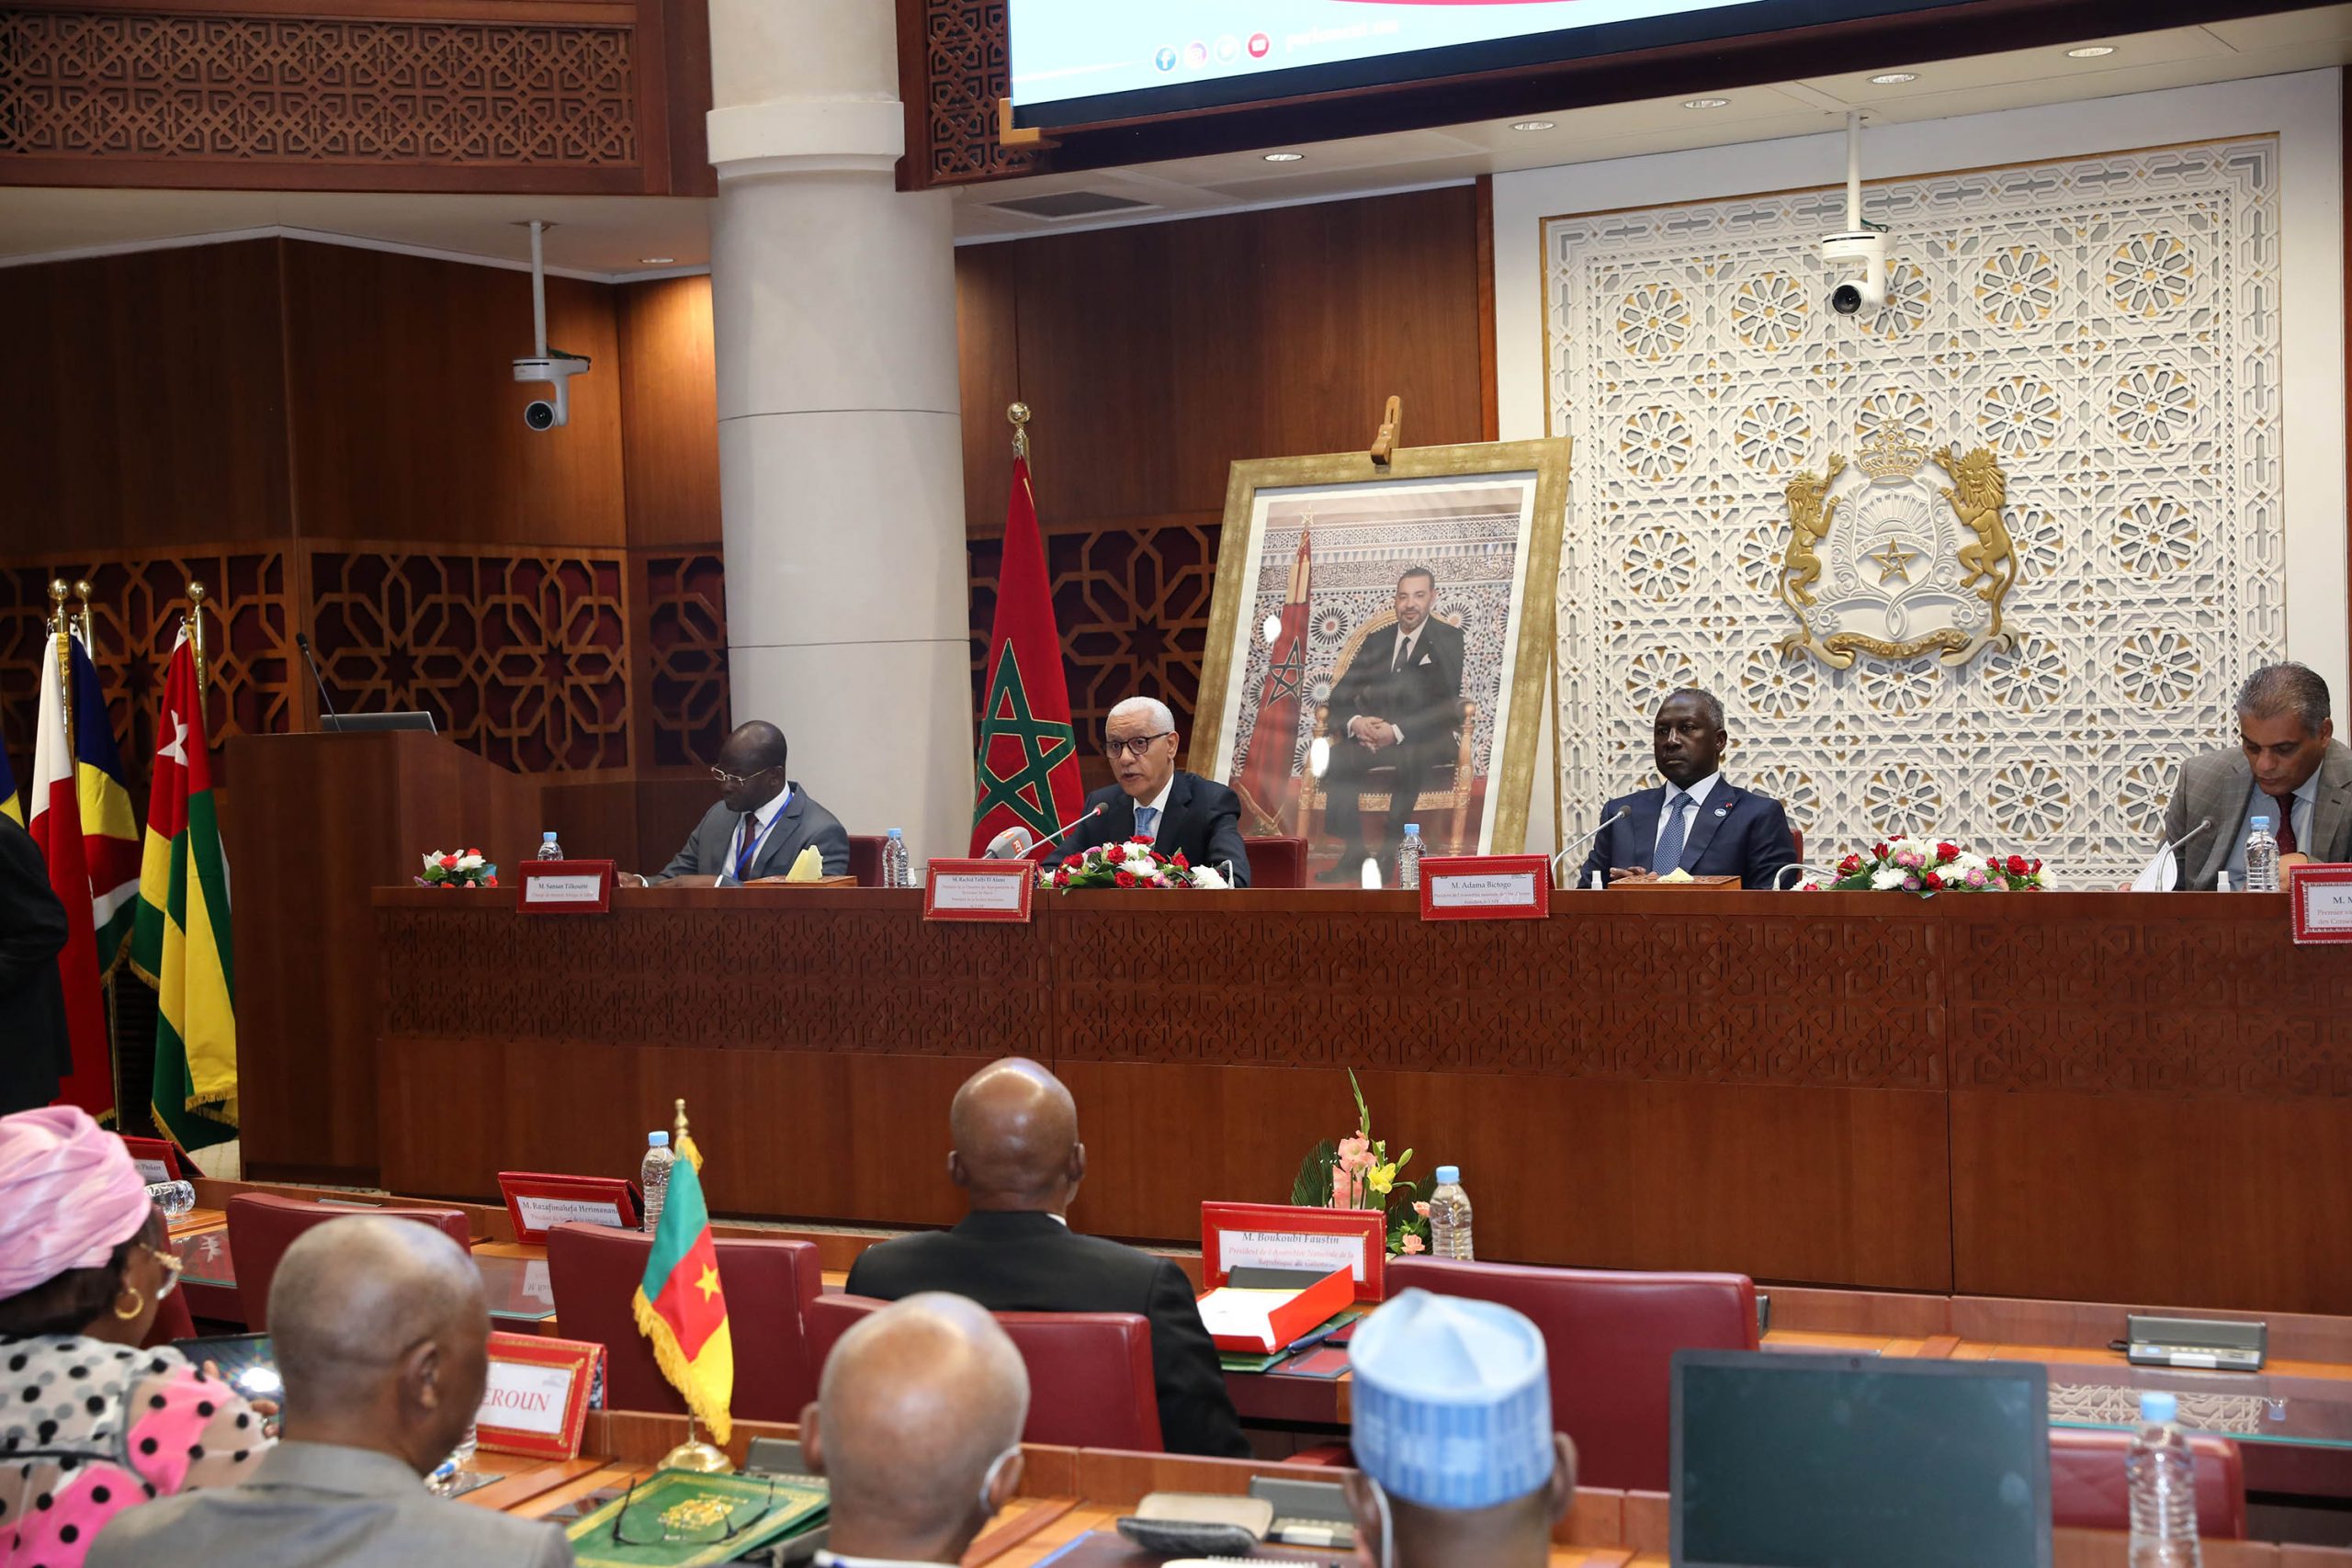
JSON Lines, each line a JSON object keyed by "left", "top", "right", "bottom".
{"left": 302, "top": 886, "right": 2352, "bottom": 1317}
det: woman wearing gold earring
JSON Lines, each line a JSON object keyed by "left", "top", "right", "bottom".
{"left": 0, "top": 1107, "right": 269, "bottom": 1566}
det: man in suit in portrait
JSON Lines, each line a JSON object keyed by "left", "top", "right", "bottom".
{"left": 844, "top": 1058, "right": 1251, "bottom": 1459}
{"left": 0, "top": 811, "right": 73, "bottom": 1115}
{"left": 1044, "top": 695, "right": 1251, "bottom": 886}
{"left": 1317, "top": 566, "right": 1466, "bottom": 881}
{"left": 1578, "top": 687, "right": 1799, "bottom": 892}
{"left": 620, "top": 720, "right": 851, "bottom": 886}
{"left": 2162, "top": 661, "right": 2352, "bottom": 890}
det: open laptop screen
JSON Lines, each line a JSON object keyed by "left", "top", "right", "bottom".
{"left": 1672, "top": 1350, "right": 2051, "bottom": 1568}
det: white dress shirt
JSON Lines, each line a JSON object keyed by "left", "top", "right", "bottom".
{"left": 1653, "top": 772, "right": 1723, "bottom": 858}
{"left": 2224, "top": 769, "right": 2320, "bottom": 883}
{"left": 724, "top": 783, "right": 794, "bottom": 879}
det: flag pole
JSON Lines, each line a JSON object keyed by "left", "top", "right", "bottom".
{"left": 48, "top": 581, "right": 74, "bottom": 755}
{"left": 72, "top": 579, "right": 94, "bottom": 652}
{"left": 659, "top": 1095, "right": 730, "bottom": 1474}
{"left": 1008, "top": 400, "right": 1030, "bottom": 460}
{"left": 186, "top": 581, "right": 209, "bottom": 699}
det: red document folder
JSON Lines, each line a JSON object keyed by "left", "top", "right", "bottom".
{"left": 1194, "top": 1265, "right": 1356, "bottom": 1356}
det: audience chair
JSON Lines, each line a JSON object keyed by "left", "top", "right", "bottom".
{"left": 224, "top": 1193, "right": 473, "bottom": 1330}
{"left": 2048, "top": 1427, "right": 2245, "bottom": 1538}
{"left": 1791, "top": 827, "right": 1804, "bottom": 864}
{"left": 1243, "top": 836, "right": 1306, "bottom": 889}
{"left": 807, "top": 1293, "right": 1163, "bottom": 1450}
{"left": 846, "top": 835, "right": 886, "bottom": 887}
{"left": 1386, "top": 1256, "right": 1757, "bottom": 1492}
{"left": 547, "top": 1224, "right": 824, "bottom": 1421}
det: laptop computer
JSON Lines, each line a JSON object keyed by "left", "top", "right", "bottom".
{"left": 1671, "top": 1349, "right": 2052, "bottom": 1568}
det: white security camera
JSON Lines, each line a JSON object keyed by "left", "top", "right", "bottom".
{"left": 1822, "top": 230, "right": 1890, "bottom": 317}
{"left": 513, "top": 353, "right": 591, "bottom": 431}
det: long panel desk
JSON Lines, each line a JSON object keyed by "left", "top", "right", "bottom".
{"left": 367, "top": 886, "right": 2352, "bottom": 1313}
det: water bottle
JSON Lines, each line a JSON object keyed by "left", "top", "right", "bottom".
{"left": 1397, "top": 824, "right": 1424, "bottom": 891}
{"left": 639, "top": 1132, "right": 674, "bottom": 1234}
{"left": 537, "top": 830, "right": 563, "bottom": 861}
{"left": 2243, "top": 816, "right": 2279, "bottom": 893}
{"left": 427, "top": 1423, "right": 480, "bottom": 1495}
{"left": 2128, "top": 1390, "right": 2202, "bottom": 1567}
{"left": 1427, "top": 1165, "right": 1474, "bottom": 1260}
{"left": 883, "top": 829, "right": 909, "bottom": 889}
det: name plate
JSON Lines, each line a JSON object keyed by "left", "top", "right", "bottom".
{"left": 496, "top": 1170, "right": 639, "bottom": 1244}
{"left": 924, "top": 857, "right": 1035, "bottom": 922}
{"left": 1201, "top": 1201, "right": 1385, "bottom": 1302}
{"left": 1418, "top": 854, "right": 1553, "bottom": 921}
{"left": 118, "top": 1134, "right": 183, "bottom": 1184}
{"left": 2290, "top": 864, "right": 2352, "bottom": 944}
{"left": 518, "top": 859, "right": 615, "bottom": 914}
{"left": 476, "top": 1332, "right": 603, "bottom": 1459}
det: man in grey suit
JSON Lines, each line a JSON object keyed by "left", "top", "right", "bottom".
{"left": 624, "top": 719, "right": 852, "bottom": 886}
{"left": 2162, "top": 662, "right": 2352, "bottom": 889}
{"left": 90, "top": 1216, "right": 571, "bottom": 1568}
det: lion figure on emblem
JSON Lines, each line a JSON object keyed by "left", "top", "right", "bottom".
{"left": 1938, "top": 444, "right": 2018, "bottom": 619}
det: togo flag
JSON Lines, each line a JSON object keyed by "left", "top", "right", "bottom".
{"left": 130, "top": 630, "right": 238, "bottom": 1151}
{"left": 631, "top": 1131, "right": 733, "bottom": 1442}
{"left": 70, "top": 637, "right": 141, "bottom": 970}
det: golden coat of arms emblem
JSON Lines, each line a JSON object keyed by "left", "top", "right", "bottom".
{"left": 1774, "top": 425, "right": 2020, "bottom": 670}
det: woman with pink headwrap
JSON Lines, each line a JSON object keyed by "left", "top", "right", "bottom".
{"left": 0, "top": 1106, "right": 269, "bottom": 1566}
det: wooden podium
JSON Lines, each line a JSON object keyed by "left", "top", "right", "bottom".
{"left": 226, "top": 730, "right": 544, "bottom": 1183}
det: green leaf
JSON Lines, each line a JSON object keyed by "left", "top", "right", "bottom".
{"left": 1291, "top": 1139, "right": 1336, "bottom": 1208}
{"left": 1348, "top": 1066, "right": 1370, "bottom": 1139}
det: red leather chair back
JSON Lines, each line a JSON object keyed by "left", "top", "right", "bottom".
{"left": 846, "top": 835, "right": 885, "bottom": 887}
{"left": 141, "top": 1282, "right": 196, "bottom": 1348}
{"left": 1386, "top": 1256, "right": 1757, "bottom": 1492}
{"left": 806, "top": 1294, "right": 1163, "bottom": 1451}
{"left": 548, "top": 1224, "right": 822, "bottom": 1420}
{"left": 1791, "top": 827, "right": 1804, "bottom": 864}
{"left": 225, "top": 1193, "right": 472, "bottom": 1330}
{"left": 1244, "top": 836, "right": 1305, "bottom": 889}
{"left": 2048, "top": 1427, "right": 2245, "bottom": 1539}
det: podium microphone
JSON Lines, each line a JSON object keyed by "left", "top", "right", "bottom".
{"left": 989, "top": 802, "right": 1107, "bottom": 860}
{"left": 293, "top": 632, "right": 340, "bottom": 726}
{"left": 1552, "top": 807, "right": 1631, "bottom": 885}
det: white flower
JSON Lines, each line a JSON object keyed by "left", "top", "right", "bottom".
{"left": 1871, "top": 866, "right": 1906, "bottom": 890}
{"left": 1136, "top": 863, "right": 1164, "bottom": 884}
{"left": 1191, "top": 866, "right": 1228, "bottom": 890}
{"left": 458, "top": 852, "right": 484, "bottom": 871}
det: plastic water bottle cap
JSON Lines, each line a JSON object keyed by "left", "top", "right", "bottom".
{"left": 648, "top": 1131, "right": 670, "bottom": 1147}
{"left": 542, "top": 830, "right": 558, "bottom": 840}
{"left": 1404, "top": 824, "right": 1421, "bottom": 835}
{"left": 1434, "top": 1165, "right": 1460, "bottom": 1185}
{"left": 2140, "top": 1391, "right": 2178, "bottom": 1424}
{"left": 2250, "top": 816, "right": 2271, "bottom": 830}
{"left": 887, "top": 828, "right": 903, "bottom": 839}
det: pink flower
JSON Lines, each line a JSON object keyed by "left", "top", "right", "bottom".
{"left": 1413, "top": 1201, "right": 1431, "bottom": 1218}
{"left": 1399, "top": 1234, "right": 1426, "bottom": 1255}
{"left": 1336, "top": 1135, "right": 1370, "bottom": 1163}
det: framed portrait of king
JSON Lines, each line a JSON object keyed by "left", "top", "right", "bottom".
{"left": 1193, "top": 439, "right": 1570, "bottom": 880}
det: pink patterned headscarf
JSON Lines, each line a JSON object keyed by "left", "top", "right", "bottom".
{"left": 0, "top": 1106, "right": 156, "bottom": 1300}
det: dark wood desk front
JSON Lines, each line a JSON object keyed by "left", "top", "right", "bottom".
{"left": 363, "top": 887, "right": 2352, "bottom": 1313}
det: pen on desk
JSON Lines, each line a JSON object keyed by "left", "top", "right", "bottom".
{"left": 1283, "top": 1323, "right": 1342, "bottom": 1357}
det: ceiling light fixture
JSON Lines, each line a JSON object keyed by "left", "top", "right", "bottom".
{"left": 2066, "top": 45, "right": 2116, "bottom": 58}
{"left": 1870, "top": 73, "right": 1918, "bottom": 85}
{"left": 639, "top": 256, "right": 675, "bottom": 265}
{"left": 1262, "top": 151, "right": 1305, "bottom": 162}
{"left": 1682, "top": 96, "right": 1730, "bottom": 109}
{"left": 1510, "top": 119, "right": 1557, "bottom": 131}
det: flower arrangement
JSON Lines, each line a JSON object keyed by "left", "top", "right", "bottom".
{"left": 1046, "top": 838, "right": 1231, "bottom": 892}
{"left": 1291, "top": 1069, "right": 1433, "bottom": 1256}
{"left": 417, "top": 848, "right": 498, "bottom": 889}
{"left": 1801, "top": 838, "right": 2047, "bottom": 896}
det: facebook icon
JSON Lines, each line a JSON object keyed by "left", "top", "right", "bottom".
{"left": 1154, "top": 46, "right": 1177, "bottom": 72}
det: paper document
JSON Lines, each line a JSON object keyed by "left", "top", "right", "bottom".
{"left": 1193, "top": 1286, "right": 1300, "bottom": 1351}
{"left": 2130, "top": 844, "right": 2179, "bottom": 893}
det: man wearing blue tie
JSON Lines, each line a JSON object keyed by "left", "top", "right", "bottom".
{"left": 1057, "top": 697, "right": 1252, "bottom": 886}
{"left": 1577, "top": 688, "right": 1798, "bottom": 892}
{"left": 618, "top": 720, "right": 852, "bottom": 887}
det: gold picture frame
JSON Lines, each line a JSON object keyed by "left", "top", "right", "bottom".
{"left": 1191, "top": 438, "right": 1572, "bottom": 863}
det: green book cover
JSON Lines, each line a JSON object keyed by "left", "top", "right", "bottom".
{"left": 566, "top": 1468, "right": 827, "bottom": 1568}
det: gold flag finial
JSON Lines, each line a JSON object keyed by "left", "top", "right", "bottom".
{"left": 71, "top": 580, "right": 94, "bottom": 650}
{"left": 673, "top": 1096, "right": 690, "bottom": 1146}
{"left": 1008, "top": 401, "right": 1031, "bottom": 461}
{"left": 187, "top": 581, "right": 210, "bottom": 696}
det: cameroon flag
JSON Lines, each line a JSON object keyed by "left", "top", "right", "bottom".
{"left": 70, "top": 637, "right": 142, "bottom": 970}
{"left": 130, "top": 631, "right": 237, "bottom": 1151}
{"left": 631, "top": 1132, "right": 733, "bottom": 1443}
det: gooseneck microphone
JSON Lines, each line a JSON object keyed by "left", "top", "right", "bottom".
{"left": 988, "top": 802, "right": 1108, "bottom": 860}
{"left": 293, "top": 631, "right": 340, "bottom": 726}
{"left": 1552, "top": 807, "right": 1632, "bottom": 884}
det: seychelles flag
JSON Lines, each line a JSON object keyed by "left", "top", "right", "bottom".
{"left": 631, "top": 1131, "right": 733, "bottom": 1442}
{"left": 0, "top": 740, "right": 19, "bottom": 825}
{"left": 69, "top": 637, "right": 141, "bottom": 971}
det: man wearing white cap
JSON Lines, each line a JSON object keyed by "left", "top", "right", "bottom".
{"left": 1342, "top": 1288, "right": 1577, "bottom": 1568}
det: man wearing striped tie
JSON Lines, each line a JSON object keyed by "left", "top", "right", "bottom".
{"left": 624, "top": 720, "right": 852, "bottom": 887}
{"left": 1577, "top": 688, "right": 1798, "bottom": 892}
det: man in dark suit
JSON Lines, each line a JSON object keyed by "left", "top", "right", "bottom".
{"left": 1317, "top": 567, "right": 1466, "bottom": 880}
{"left": 620, "top": 721, "right": 851, "bottom": 886}
{"left": 1053, "top": 696, "right": 1251, "bottom": 886}
{"left": 845, "top": 1058, "right": 1250, "bottom": 1459}
{"left": 0, "top": 811, "right": 73, "bottom": 1114}
{"left": 1577, "top": 688, "right": 1798, "bottom": 892}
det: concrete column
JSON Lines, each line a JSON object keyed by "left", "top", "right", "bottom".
{"left": 705, "top": 1, "right": 974, "bottom": 862}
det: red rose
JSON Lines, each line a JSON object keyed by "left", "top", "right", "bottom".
{"left": 2029, "top": 859, "right": 2041, "bottom": 874}
{"left": 1172, "top": 852, "right": 1191, "bottom": 869}
{"left": 1054, "top": 868, "right": 1069, "bottom": 886}
{"left": 1922, "top": 870, "right": 1943, "bottom": 890}
{"left": 439, "top": 880, "right": 457, "bottom": 890}
{"left": 1103, "top": 843, "right": 1125, "bottom": 863}
{"left": 1936, "top": 841, "right": 1959, "bottom": 862}
{"left": 1114, "top": 869, "right": 1137, "bottom": 888}
{"left": 483, "top": 876, "right": 498, "bottom": 887}
{"left": 1130, "top": 834, "right": 1153, "bottom": 847}
{"left": 1987, "top": 855, "right": 2001, "bottom": 868}
{"left": 1838, "top": 853, "right": 1862, "bottom": 875}
{"left": 2007, "top": 854, "right": 2029, "bottom": 874}
{"left": 1872, "top": 842, "right": 1889, "bottom": 859}
{"left": 1063, "top": 854, "right": 1081, "bottom": 869}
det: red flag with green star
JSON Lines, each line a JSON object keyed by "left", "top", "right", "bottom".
{"left": 631, "top": 1130, "right": 733, "bottom": 1442}
{"left": 969, "top": 457, "right": 1083, "bottom": 854}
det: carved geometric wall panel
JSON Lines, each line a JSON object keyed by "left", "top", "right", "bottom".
{"left": 1544, "top": 139, "right": 2286, "bottom": 885}
{"left": 0, "top": 10, "right": 639, "bottom": 169}
{"left": 640, "top": 553, "right": 730, "bottom": 769}
{"left": 919, "top": 0, "right": 1039, "bottom": 186}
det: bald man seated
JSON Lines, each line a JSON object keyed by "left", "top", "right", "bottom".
{"left": 804, "top": 1293, "right": 1029, "bottom": 1567}
{"left": 844, "top": 1059, "right": 1250, "bottom": 1458}
{"left": 90, "top": 1216, "right": 572, "bottom": 1568}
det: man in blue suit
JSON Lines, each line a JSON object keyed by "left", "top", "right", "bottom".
{"left": 1577, "top": 688, "right": 1798, "bottom": 891}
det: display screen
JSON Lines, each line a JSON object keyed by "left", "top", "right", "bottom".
{"left": 1008, "top": 0, "right": 1956, "bottom": 129}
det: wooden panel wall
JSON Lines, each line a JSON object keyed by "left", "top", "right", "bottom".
{"left": 617, "top": 275, "right": 721, "bottom": 550}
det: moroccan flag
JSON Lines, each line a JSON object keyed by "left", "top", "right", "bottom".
{"left": 70, "top": 637, "right": 141, "bottom": 971}
{"left": 1235, "top": 528, "right": 1313, "bottom": 833}
{"left": 631, "top": 1131, "right": 733, "bottom": 1443}
{"left": 130, "top": 631, "right": 238, "bottom": 1151}
{"left": 0, "top": 741, "right": 19, "bottom": 825}
{"left": 28, "top": 638, "right": 114, "bottom": 1120}
{"left": 969, "top": 456, "right": 1084, "bottom": 855}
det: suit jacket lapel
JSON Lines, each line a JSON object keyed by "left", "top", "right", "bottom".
{"left": 1677, "top": 784, "right": 1739, "bottom": 871}
{"left": 753, "top": 790, "right": 808, "bottom": 878}
{"left": 2196, "top": 758, "right": 2251, "bottom": 889}
{"left": 1105, "top": 789, "right": 1138, "bottom": 844}
{"left": 1627, "top": 788, "right": 1664, "bottom": 873}
{"left": 2308, "top": 743, "right": 2352, "bottom": 861}
{"left": 1155, "top": 772, "right": 1193, "bottom": 850}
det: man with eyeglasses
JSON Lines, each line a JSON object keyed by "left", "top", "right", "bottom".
{"left": 802, "top": 1293, "right": 1028, "bottom": 1568}
{"left": 618, "top": 719, "right": 851, "bottom": 887}
{"left": 1043, "top": 695, "right": 1251, "bottom": 886}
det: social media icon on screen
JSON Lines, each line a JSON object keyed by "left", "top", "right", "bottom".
{"left": 1248, "top": 32, "right": 1272, "bottom": 59}
{"left": 1155, "top": 46, "right": 1177, "bottom": 72}
{"left": 1183, "top": 40, "right": 1207, "bottom": 68}
{"left": 1215, "top": 34, "right": 1239, "bottom": 63}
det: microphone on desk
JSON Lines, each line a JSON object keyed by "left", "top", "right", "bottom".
{"left": 293, "top": 632, "right": 340, "bottom": 726}
{"left": 987, "top": 803, "right": 1107, "bottom": 860}
{"left": 1552, "top": 807, "right": 1631, "bottom": 886}
{"left": 2129, "top": 817, "right": 2212, "bottom": 893}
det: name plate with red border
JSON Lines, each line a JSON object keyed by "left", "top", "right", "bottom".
{"left": 1418, "top": 853, "right": 1553, "bottom": 921}
{"left": 118, "top": 1134, "right": 184, "bottom": 1185}
{"left": 1201, "top": 1201, "right": 1386, "bottom": 1303}
{"left": 496, "top": 1170, "right": 639, "bottom": 1244}
{"left": 476, "top": 1332, "right": 603, "bottom": 1459}
{"left": 2290, "top": 863, "right": 2352, "bottom": 944}
{"left": 517, "top": 859, "right": 616, "bottom": 914}
{"left": 924, "top": 858, "right": 1035, "bottom": 922}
